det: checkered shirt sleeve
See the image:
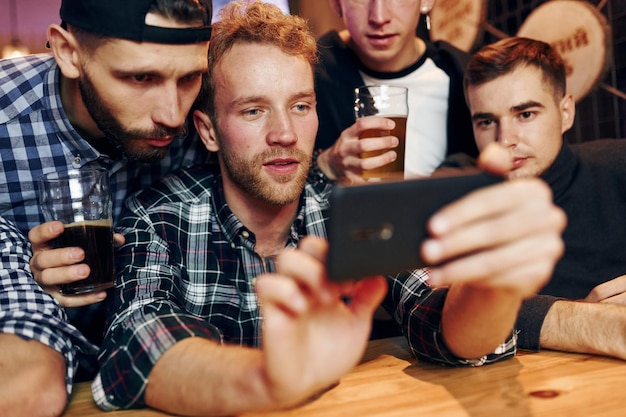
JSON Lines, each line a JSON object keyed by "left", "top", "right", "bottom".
{"left": 93, "top": 165, "right": 332, "bottom": 410}
{"left": 0, "top": 216, "right": 97, "bottom": 397}
{"left": 384, "top": 269, "right": 517, "bottom": 366}
{"left": 0, "top": 54, "right": 209, "bottom": 236}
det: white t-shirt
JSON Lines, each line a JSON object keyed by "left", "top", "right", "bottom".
{"left": 360, "top": 58, "right": 450, "bottom": 178}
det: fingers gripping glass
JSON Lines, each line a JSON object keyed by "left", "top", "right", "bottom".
{"left": 37, "top": 168, "right": 115, "bottom": 295}
{"left": 354, "top": 85, "right": 409, "bottom": 182}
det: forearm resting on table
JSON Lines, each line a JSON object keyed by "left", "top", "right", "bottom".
{"left": 146, "top": 337, "right": 290, "bottom": 417}
{"left": 540, "top": 300, "right": 626, "bottom": 360}
{"left": 0, "top": 333, "right": 67, "bottom": 417}
{"left": 442, "top": 285, "right": 521, "bottom": 359}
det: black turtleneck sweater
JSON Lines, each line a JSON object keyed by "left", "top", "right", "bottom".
{"left": 442, "top": 138, "right": 626, "bottom": 350}
{"left": 513, "top": 139, "right": 626, "bottom": 349}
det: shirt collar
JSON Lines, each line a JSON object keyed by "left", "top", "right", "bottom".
{"left": 212, "top": 172, "right": 312, "bottom": 249}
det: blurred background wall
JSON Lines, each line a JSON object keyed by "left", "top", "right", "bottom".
{"left": 291, "top": 0, "right": 625, "bottom": 143}
{"left": 1, "top": 0, "right": 623, "bottom": 143}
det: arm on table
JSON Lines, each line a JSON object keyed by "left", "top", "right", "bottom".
{"left": 0, "top": 333, "right": 67, "bottom": 417}
{"left": 94, "top": 206, "right": 385, "bottom": 416}
{"left": 0, "top": 215, "right": 93, "bottom": 416}
{"left": 515, "top": 276, "right": 626, "bottom": 359}
{"left": 146, "top": 240, "right": 384, "bottom": 416}
{"left": 387, "top": 144, "right": 566, "bottom": 363}
{"left": 539, "top": 300, "right": 626, "bottom": 360}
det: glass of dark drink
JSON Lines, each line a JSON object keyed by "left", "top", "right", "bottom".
{"left": 354, "top": 85, "right": 409, "bottom": 182}
{"left": 37, "top": 168, "right": 114, "bottom": 295}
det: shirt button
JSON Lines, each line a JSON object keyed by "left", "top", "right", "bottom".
{"left": 241, "top": 230, "right": 250, "bottom": 238}
{"left": 230, "top": 242, "right": 236, "bottom": 249}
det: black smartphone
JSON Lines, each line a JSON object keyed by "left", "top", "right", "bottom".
{"left": 326, "top": 171, "right": 503, "bottom": 282}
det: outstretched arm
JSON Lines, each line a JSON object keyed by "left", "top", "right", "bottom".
{"left": 429, "top": 177, "right": 565, "bottom": 359}
{"left": 141, "top": 238, "right": 386, "bottom": 416}
{"left": 94, "top": 198, "right": 386, "bottom": 416}
{"left": 394, "top": 144, "right": 566, "bottom": 362}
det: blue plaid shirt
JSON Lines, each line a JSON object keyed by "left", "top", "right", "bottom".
{"left": 93, "top": 164, "right": 516, "bottom": 410}
{"left": 0, "top": 215, "right": 97, "bottom": 398}
{"left": 0, "top": 53, "right": 209, "bottom": 236}
{"left": 0, "top": 53, "right": 209, "bottom": 375}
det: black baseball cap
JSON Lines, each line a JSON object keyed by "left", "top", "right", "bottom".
{"left": 59, "top": 0, "right": 212, "bottom": 44}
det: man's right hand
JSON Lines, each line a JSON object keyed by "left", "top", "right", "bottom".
{"left": 316, "top": 116, "right": 399, "bottom": 184}
{"left": 28, "top": 221, "right": 107, "bottom": 307}
{"left": 255, "top": 237, "right": 387, "bottom": 407}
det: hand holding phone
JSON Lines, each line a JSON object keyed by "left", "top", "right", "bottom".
{"left": 326, "top": 171, "right": 503, "bottom": 282}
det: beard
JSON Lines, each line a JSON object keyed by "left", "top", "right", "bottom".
{"left": 218, "top": 131, "right": 312, "bottom": 207}
{"left": 78, "top": 72, "right": 187, "bottom": 162}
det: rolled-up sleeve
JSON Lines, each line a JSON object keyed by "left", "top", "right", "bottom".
{"left": 383, "top": 269, "right": 516, "bottom": 366}
{"left": 515, "top": 294, "right": 560, "bottom": 351}
{"left": 0, "top": 217, "right": 96, "bottom": 398}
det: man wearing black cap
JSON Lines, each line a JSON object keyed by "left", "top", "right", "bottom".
{"left": 0, "top": 0, "right": 212, "bottom": 393}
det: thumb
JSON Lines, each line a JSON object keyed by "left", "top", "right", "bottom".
{"left": 347, "top": 276, "right": 388, "bottom": 319}
{"left": 477, "top": 143, "right": 513, "bottom": 176}
{"left": 297, "top": 236, "right": 329, "bottom": 265}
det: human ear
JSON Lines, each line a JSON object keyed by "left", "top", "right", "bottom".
{"left": 47, "top": 24, "right": 81, "bottom": 79}
{"left": 560, "top": 94, "right": 576, "bottom": 133}
{"left": 329, "top": 0, "right": 342, "bottom": 17}
{"left": 193, "top": 110, "right": 220, "bottom": 152}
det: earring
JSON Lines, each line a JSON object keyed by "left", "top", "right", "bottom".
{"left": 421, "top": 6, "right": 431, "bottom": 31}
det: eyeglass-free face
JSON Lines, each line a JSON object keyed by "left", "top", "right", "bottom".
{"left": 332, "top": 0, "right": 425, "bottom": 72}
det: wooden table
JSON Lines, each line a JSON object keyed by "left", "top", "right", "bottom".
{"left": 64, "top": 336, "right": 626, "bottom": 416}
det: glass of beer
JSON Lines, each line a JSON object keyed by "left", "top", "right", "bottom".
{"left": 354, "top": 85, "right": 408, "bottom": 181}
{"left": 37, "top": 168, "right": 115, "bottom": 295}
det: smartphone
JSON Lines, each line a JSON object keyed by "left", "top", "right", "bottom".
{"left": 326, "top": 171, "right": 503, "bottom": 282}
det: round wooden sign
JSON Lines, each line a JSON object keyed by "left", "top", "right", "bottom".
{"left": 517, "top": 0, "right": 611, "bottom": 102}
{"left": 429, "top": 0, "right": 486, "bottom": 52}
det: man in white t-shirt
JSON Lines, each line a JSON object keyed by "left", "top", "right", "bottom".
{"left": 314, "top": 0, "right": 477, "bottom": 182}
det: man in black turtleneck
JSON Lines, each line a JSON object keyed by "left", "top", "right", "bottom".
{"left": 464, "top": 36, "right": 626, "bottom": 361}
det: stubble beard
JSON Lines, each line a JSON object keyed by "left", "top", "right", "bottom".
{"left": 220, "top": 144, "right": 311, "bottom": 207}
{"left": 78, "top": 72, "right": 187, "bottom": 162}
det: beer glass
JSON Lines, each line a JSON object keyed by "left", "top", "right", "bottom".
{"left": 37, "top": 168, "right": 115, "bottom": 294}
{"left": 354, "top": 85, "right": 409, "bottom": 181}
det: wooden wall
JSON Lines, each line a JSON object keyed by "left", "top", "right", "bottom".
{"left": 289, "top": 0, "right": 344, "bottom": 37}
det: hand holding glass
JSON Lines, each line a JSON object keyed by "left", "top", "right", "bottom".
{"left": 354, "top": 85, "right": 409, "bottom": 181}
{"left": 37, "top": 168, "right": 115, "bottom": 295}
